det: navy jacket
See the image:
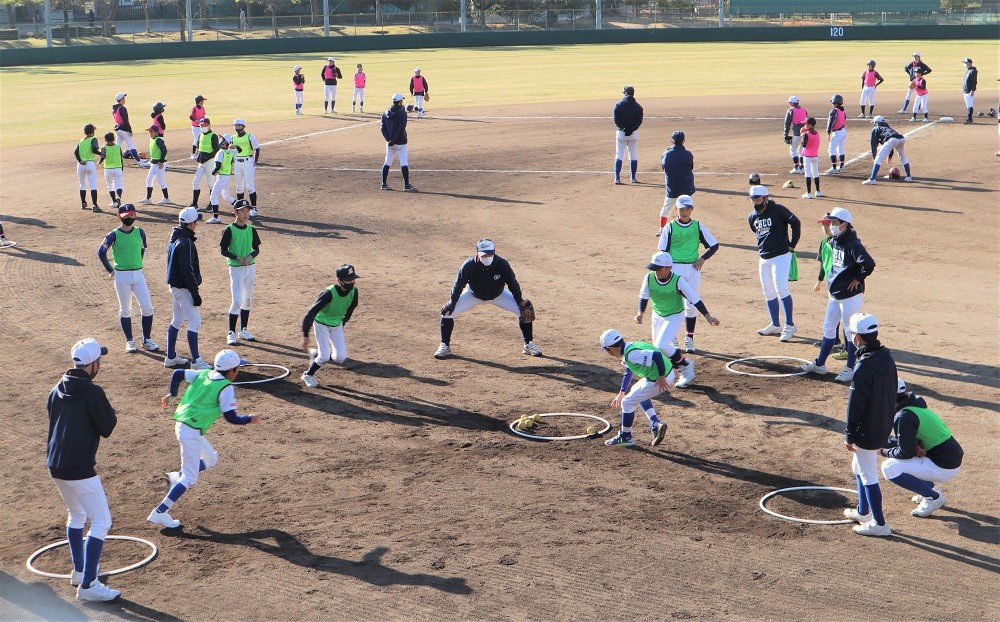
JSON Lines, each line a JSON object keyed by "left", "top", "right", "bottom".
{"left": 963, "top": 66, "right": 978, "bottom": 93}
{"left": 47, "top": 369, "right": 117, "bottom": 480}
{"left": 884, "top": 392, "right": 964, "bottom": 469}
{"left": 828, "top": 228, "right": 876, "bottom": 300}
{"left": 845, "top": 342, "right": 897, "bottom": 450}
{"left": 904, "top": 60, "right": 932, "bottom": 79}
{"left": 748, "top": 200, "right": 801, "bottom": 258}
{"left": 660, "top": 145, "right": 695, "bottom": 198}
{"left": 613, "top": 96, "right": 643, "bottom": 135}
{"left": 381, "top": 104, "right": 408, "bottom": 146}
{"left": 166, "top": 226, "right": 202, "bottom": 293}
{"left": 448, "top": 255, "right": 522, "bottom": 307}
{"left": 870, "top": 124, "right": 903, "bottom": 156}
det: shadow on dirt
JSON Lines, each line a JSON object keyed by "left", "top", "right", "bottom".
{"left": 890, "top": 531, "right": 1000, "bottom": 574}
{"left": 700, "top": 386, "right": 842, "bottom": 430}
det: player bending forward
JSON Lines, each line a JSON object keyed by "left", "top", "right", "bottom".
{"left": 300, "top": 264, "right": 360, "bottom": 388}
{"left": 599, "top": 328, "right": 673, "bottom": 448}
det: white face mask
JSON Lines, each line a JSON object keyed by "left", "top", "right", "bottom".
{"left": 202, "top": 127, "right": 211, "bottom": 134}
{"left": 479, "top": 254, "right": 494, "bottom": 267}
{"left": 837, "top": 223, "right": 849, "bottom": 236}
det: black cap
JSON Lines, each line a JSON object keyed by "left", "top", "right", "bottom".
{"left": 623, "top": 85, "right": 634, "bottom": 96}
{"left": 195, "top": 95, "right": 206, "bottom": 102}
{"left": 118, "top": 203, "right": 137, "bottom": 217}
{"left": 232, "top": 199, "right": 251, "bottom": 211}
{"left": 672, "top": 131, "right": 685, "bottom": 141}
{"left": 336, "top": 264, "right": 360, "bottom": 281}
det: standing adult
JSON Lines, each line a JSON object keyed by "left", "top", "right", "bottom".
{"left": 111, "top": 92, "right": 146, "bottom": 168}
{"left": 612, "top": 85, "right": 643, "bottom": 185}
{"left": 190, "top": 117, "right": 220, "bottom": 209}
{"left": 747, "top": 185, "right": 800, "bottom": 341}
{"left": 783, "top": 96, "right": 809, "bottom": 174}
{"left": 97, "top": 204, "right": 162, "bottom": 354}
{"left": 292, "top": 66, "right": 305, "bottom": 115}
{"left": 380, "top": 93, "right": 416, "bottom": 192}
{"left": 858, "top": 60, "right": 883, "bottom": 119}
{"left": 352, "top": 63, "right": 366, "bottom": 113}
{"left": 962, "top": 57, "right": 978, "bottom": 124}
{"left": 799, "top": 207, "right": 876, "bottom": 382}
{"left": 188, "top": 95, "right": 208, "bottom": 158}
{"left": 300, "top": 264, "right": 360, "bottom": 388}
{"left": 842, "top": 313, "right": 898, "bottom": 537}
{"left": 165, "top": 207, "right": 210, "bottom": 370}
{"left": 321, "top": 57, "right": 342, "bottom": 114}
{"left": 231, "top": 118, "right": 261, "bottom": 217}
{"left": 221, "top": 200, "right": 260, "bottom": 346}
{"left": 899, "top": 52, "right": 932, "bottom": 114}
{"left": 409, "top": 67, "right": 429, "bottom": 118}
{"left": 658, "top": 130, "right": 694, "bottom": 236}
{"left": 47, "top": 338, "right": 120, "bottom": 602}
{"left": 826, "top": 94, "right": 848, "bottom": 173}
{"left": 74, "top": 123, "right": 101, "bottom": 212}
{"left": 863, "top": 116, "right": 911, "bottom": 184}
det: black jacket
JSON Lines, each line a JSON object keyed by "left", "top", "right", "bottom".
{"left": 827, "top": 228, "right": 876, "bottom": 300}
{"left": 166, "top": 226, "right": 202, "bottom": 293}
{"left": 904, "top": 60, "right": 931, "bottom": 79}
{"left": 845, "top": 342, "right": 897, "bottom": 450}
{"left": 963, "top": 66, "right": 978, "bottom": 93}
{"left": 47, "top": 369, "right": 117, "bottom": 480}
{"left": 448, "top": 255, "right": 522, "bottom": 307}
{"left": 884, "top": 392, "right": 964, "bottom": 469}
{"left": 381, "top": 104, "right": 408, "bottom": 145}
{"left": 613, "top": 96, "right": 643, "bottom": 135}
{"left": 748, "top": 200, "right": 801, "bottom": 258}
{"left": 870, "top": 124, "right": 903, "bottom": 156}
{"left": 661, "top": 145, "right": 695, "bottom": 198}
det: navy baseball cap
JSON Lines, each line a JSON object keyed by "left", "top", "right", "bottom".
{"left": 117, "top": 203, "right": 137, "bottom": 217}
{"left": 336, "top": 264, "right": 360, "bottom": 280}
{"left": 672, "top": 131, "right": 685, "bottom": 141}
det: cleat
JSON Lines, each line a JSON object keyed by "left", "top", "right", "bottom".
{"left": 146, "top": 509, "right": 181, "bottom": 529}
{"left": 156, "top": 198, "right": 171, "bottom": 205}
{"left": 206, "top": 216, "right": 221, "bottom": 224}
{"left": 239, "top": 328, "right": 256, "bottom": 341}
{"left": 630, "top": 178, "right": 639, "bottom": 184}
{"left": 433, "top": 343, "right": 452, "bottom": 359}
{"left": 92, "top": 205, "right": 101, "bottom": 212}
{"left": 249, "top": 209, "right": 258, "bottom": 218}
{"left": 757, "top": 324, "right": 782, "bottom": 336}
{"left": 835, "top": 367, "right": 855, "bottom": 383}
{"left": 70, "top": 566, "right": 101, "bottom": 587}
{"left": 904, "top": 176, "right": 913, "bottom": 182}
{"left": 142, "top": 337, "right": 161, "bottom": 352}
{"left": 163, "top": 355, "right": 189, "bottom": 368}
{"left": 684, "top": 336, "right": 695, "bottom": 353}
{"left": 604, "top": 431, "right": 635, "bottom": 447}
{"left": 380, "top": 183, "right": 391, "bottom": 190}
{"left": 824, "top": 167, "right": 838, "bottom": 174}
{"left": 522, "top": 341, "right": 542, "bottom": 356}
{"left": 614, "top": 178, "right": 622, "bottom": 185}
{"left": 853, "top": 521, "right": 892, "bottom": 537}
{"left": 138, "top": 198, "right": 153, "bottom": 205}
{"left": 962, "top": 119, "right": 973, "bottom": 125}
{"left": 802, "top": 192, "right": 813, "bottom": 199}
{"left": 190, "top": 358, "right": 211, "bottom": 371}
{"left": 922, "top": 118, "right": 929, "bottom": 123}
{"left": 404, "top": 184, "right": 418, "bottom": 192}
{"left": 780, "top": 324, "right": 797, "bottom": 342}
{"left": 832, "top": 349, "right": 848, "bottom": 361}
{"left": 789, "top": 167, "right": 799, "bottom": 174}
{"left": 857, "top": 113, "right": 866, "bottom": 118}
{"left": 125, "top": 339, "right": 137, "bottom": 353}
{"left": 227, "top": 331, "right": 238, "bottom": 346}
{"left": 843, "top": 508, "right": 871, "bottom": 524}
{"left": 912, "top": 493, "right": 946, "bottom": 517}
{"left": 800, "top": 361, "right": 828, "bottom": 374}
{"left": 814, "top": 191, "right": 826, "bottom": 197}
{"left": 76, "top": 581, "right": 120, "bottom": 602}
{"left": 675, "top": 360, "right": 695, "bottom": 389}
{"left": 651, "top": 421, "right": 667, "bottom": 447}
{"left": 301, "top": 373, "right": 319, "bottom": 388}
{"left": 909, "top": 118, "right": 917, "bottom": 123}
{"left": 862, "top": 178, "right": 877, "bottom": 185}
{"left": 897, "top": 108, "right": 907, "bottom": 113}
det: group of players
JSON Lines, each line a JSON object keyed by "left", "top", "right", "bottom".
{"left": 302, "top": 58, "right": 430, "bottom": 118}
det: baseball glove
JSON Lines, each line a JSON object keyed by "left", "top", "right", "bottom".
{"left": 783, "top": 135, "right": 793, "bottom": 145}
{"left": 423, "top": 94, "right": 430, "bottom": 103}
{"left": 406, "top": 104, "right": 415, "bottom": 112}
{"left": 519, "top": 299, "right": 535, "bottom": 323}
{"left": 988, "top": 107, "right": 997, "bottom": 118}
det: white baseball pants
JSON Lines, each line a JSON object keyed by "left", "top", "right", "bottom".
{"left": 384, "top": 144, "right": 409, "bottom": 167}
{"left": 169, "top": 286, "right": 202, "bottom": 332}
{"left": 759, "top": 252, "right": 792, "bottom": 300}
{"left": 882, "top": 456, "right": 960, "bottom": 484}
{"left": 875, "top": 137, "right": 908, "bottom": 166}
{"left": 324, "top": 85, "right": 337, "bottom": 103}
{"left": 191, "top": 126, "right": 200, "bottom": 147}
{"left": 829, "top": 128, "right": 847, "bottom": 157}
{"left": 77, "top": 161, "right": 98, "bottom": 190}
{"left": 822, "top": 293, "right": 863, "bottom": 341}
{"left": 146, "top": 163, "right": 167, "bottom": 189}
{"left": 902, "top": 88, "right": 915, "bottom": 108}
{"left": 211, "top": 174, "right": 235, "bottom": 206}
{"left": 228, "top": 264, "right": 257, "bottom": 314}
{"left": 672, "top": 264, "right": 702, "bottom": 318}
{"left": 176, "top": 421, "right": 218, "bottom": 488}
{"left": 860, "top": 86, "right": 877, "bottom": 107}
{"left": 415, "top": 94, "right": 425, "bottom": 112}
{"left": 443, "top": 288, "right": 521, "bottom": 319}
{"left": 192, "top": 160, "right": 215, "bottom": 191}
{"left": 114, "top": 269, "right": 153, "bottom": 318}
{"left": 651, "top": 311, "right": 684, "bottom": 357}
{"left": 802, "top": 156, "right": 819, "bottom": 178}
{"left": 312, "top": 322, "right": 347, "bottom": 365}
{"left": 963, "top": 92, "right": 975, "bottom": 108}
{"left": 851, "top": 447, "right": 880, "bottom": 486}
{"left": 621, "top": 372, "right": 676, "bottom": 414}
{"left": 295, "top": 91, "right": 304, "bottom": 106}
{"left": 115, "top": 130, "right": 137, "bottom": 153}
{"left": 104, "top": 168, "right": 123, "bottom": 193}
{"left": 353, "top": 87, "right": 364, "bottom": 104}
{"left": 53, "top": 476, "right": 112, "bottom": 540}
{"left": 660, "top": 195, "right": 678, "bottom": 219}
{"left": 913, "top": 94, "right": 928, "bottom": 115}
{"left": 615, "top": 129, "right": 638, "bottom": 161}
{"left": 234, "top": 159, "right": 255, "bottom": 194}
{"left": 789, "top": 134, "right": 802, "bottom": 159}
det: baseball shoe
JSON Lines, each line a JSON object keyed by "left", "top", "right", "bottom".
{"left": 922, "top": 118, "right": 930, "bottom": 123}
{"left": 70, "top": 566, "right": 101, "bottom": 587}
{"left": 852, "top": 521, "right": 891, "bottom": 537}
{"left": 206, "top": 216, "right": 221, "bottom": 224}
{"left": 239, "top": 328, "right": 256, "bottom": 342}
{"left": 0, "top": 238, "right": 16, "bottom": 248}
{"left": 824, "top": 167, "right": 838, "bottom": 174}
{"left": 630, "top": 178, "right": 639, "bottom": 184}
{"left": 227, "top": 331, "right": 239, "bottom": 346}
{"left": 301, "top": 373, "right": 319, "bottom": 388}
{"left": 249, "top": 209, "right": 259, "bottom": 218}
{"left": 651, "top": 421, "right": 668, "bottom": 447}
{"left": 814, "top": 191, "right": 826, "bottom": 197}
{"left": 912, "top": 493, "right": 946, "bottom": 517}
{"left": 614, "top": 178, "right": 622, "bottom": 185}
{"left": 757, "top": 324, "right": 782, "bottom": 336}
{"left": 911, "top": 487, "right": 941, "bottom": 504}
{"left": 190, "top": 358, "right": 212, "bottom": 371}
{"left": 139, "top": 198, "right": 153, "bottom": 205}
{"left": 904, "top": 176, "right": 913, "bottom": 182}
{"left": 604, "top": 431, "right": 635, "bottom": 447}
{"left": 147, "top": 509, "right": 181, "bottom": 529}
{"left": 201, "top": 205, "right": 215, "bottom": 213}
{"left": 843, "top": 508, "right": 871, "bottom": 524}
{"left": 909, "top": 117, "right": 917, "bottom": 123}
{"left": 156, "top": 198, "right": 172, "bottom": 205}
{"left": 962, "top": 119, "right": 973, "bottom": 125}
{"left": 801, "top": 192, "right": 813, "bottom": 199}
{"left": 832, "top": 349, "right": 848, "bottom": 361}
{"left": 142, "top": 337, "right": 161, "bottom": 352}
{"left": 897, "top": 108, "right": 907, "bottom": 113}
{"left": 433, "top": 343, "right": 452, "bottom": 359}
{"left": 163, "top": 355, "right": 189, "bottom": 368}
{"left": 190, "top": 153, "right": 198, "bottom": 160}
{"left": 81, "top": 203, "right": 89, "bottom": 210}
{"left": 780, "top": 324, "right": 797, "bottom": 342}
{"left": 862, "top": 179, "right": 877, "bottom": 185}
{"left": 522, "top": 341, "right": 542, "bottom": 356}
{"left": 92, "top": 205, "right": 101, "bottom": 212}
{"left": 380, "top": 183, "right": 391, "bottom": 190}
{"left": 404, "top": 185, "right": 418, "bottom": 192}
{"left": 857, "top": 113, "right": 866, "bottom": 118}
{"left": 76, "top": 580, "right": 121, "bottom": 602}
{"left": 125, "top": 339, "right": 137, "bottom": 353}
{"left": 138, "top": 161, "right": 151, "bottom": 169}
{"left": 675, "top": 360, "right": 695, "bottom": 389}
{"left": 166, "top": 471, "right": 180, "bottom": 487}
{"left": 834, "top": 367, "right": 855, "bottom": 383}
{"left": 800, "top": 361, "right": 828, "bottom": 374}
{"left": 789, "top": 167, "right": 799, "bottom": 174}
{"left": 684, "top": 336, "right": 696, "bottom": 353}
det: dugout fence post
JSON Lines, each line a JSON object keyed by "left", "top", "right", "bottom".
{"left": 460, "top": 0, "right": 466, "bottom": 31}
{"left": 43, "top": 0, "right": 51, "bottom": 47}
{"left": 323, "top": 0, "right": 329, "bottom": 36}
{"left": 185, "top": 0, "right": 192, "bottom": 41}
{"left": 596, "top": 0, "right": 601, "bottom": 29}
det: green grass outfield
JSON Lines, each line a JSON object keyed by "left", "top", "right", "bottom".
{"left": 0, "top": 39, "right": 993, "bottom": 148}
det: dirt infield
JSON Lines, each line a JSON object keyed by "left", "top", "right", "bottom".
{"left": 1, "top": 93, "right": 998, "bottom": 621}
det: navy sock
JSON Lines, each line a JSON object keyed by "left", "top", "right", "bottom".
{"left": 120, "top": 317, "right": 133, "bottom": 341}
{"left": 519, "top": 320, "right": 533, "bottom": 343}
{"left": 229, "top": 313, "right": 239, "bottom": 333}
{"left": 129, "top": 149, "right": 141, "bottom": 162}
{"left": 765, "top": 298, "right": 780, "bottom": 326}
{"left": 846, "top": 340, "right": 858, "bottom": 368}
{"left": 639, "top": 399, "right": 658, "bottom": 426}
{"left": 685, "top": 316, "right": 696, "bottom": 335}
{"left": 401, "top": 166, "right": 410, "bottom": 185}
{"left": 146, "top": 186, "right": 154, "bottom": 199}
{"left": 903, "top": 163, "right": 911, "bottom": 176}
{"left": 67, "top": 527, "right": 85, "bottom": 572}
{"left": 440, "top": 318, "right": 455, "bottom": 345}
{"left": 865, "top": 483, "right": 886, "bottom": 526}
{"left": 80, "top": 190, "right": 87, "bottom": 205}
{"left": 91, "top": 189, "right": 98, "bottom": 205}
{"left": 621, "top": 410, "right": 635, "bottom": 434}
{"left": 240, "top": 309, "right": 250, "bottom": 330}
{"left": 890, "top": 473, "right": 938, "bottom": 498}
{"left": 806, "top": 178, "right": 812, "bottom": 193}
{"left": 614, "top": 159, "right": 622, "bottom": 180}
{"left": 780, "top": 295, "right": 794, "bottom": 326}
{"left": 249, "top": 192, "right": 256, "bottom": 207}
{"left": 816, "top": 337, "right": 836, "bottom": 365}
{"left": 870, "top": 163, "right": 881, "bottom": 180}
{"left": 902, "top": 99, "right": 910, "bottom": 110}
{"left": 81, "top": 536, "right": 104, "bottom": 589}
{"left": 167, "top": 325, "right": 180, "bottom": 358}
{"left": 306, "top": 362, "right": 321, "bottom": 375}
{"left": 629, "top": 160, "right": 637, "bottom": 179}
{"left": 141, "top": 314, "right": 153, "bottom": 340}
{"left": 381, "top": 165, "right": 390, "bottom": 185}
{"left": 157, "top": 482, "right": 188, "bottom": 513}
{"left": 856, "top": 475, "right": 870, "bottom": 515}
{"left": 199, "top": 459, "right": 207, "bottom": 471}
{"left": 187, "top": 330, "right": 200, "bottom": 361}
{"left": 814, "top": 177, "right": 820, "bottom": 191}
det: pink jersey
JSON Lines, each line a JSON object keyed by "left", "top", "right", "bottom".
{"left": 913, "top": 78, "right": 928, "bottom": 96}
{"left": 190, "top": 105, "right": 206, "bottom": 127}
{"left": 790, "top": 106, "right": 808, "bottom": 125}
{"left": 863, "top": 70, "right": 879, "bottom": 87}
{"left": 830, "top": 107, "right": 846, "bottom": 131}
{"left": 112, "top": 106, "right": 123, "bottom": 126}
{"left": 354, "top": 72, "right": 366, "bottom": 88}
{"left": 801, "top": 130, "right": 821, "bottom": 157}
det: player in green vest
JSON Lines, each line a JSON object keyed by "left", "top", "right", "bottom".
{"left": 598, "top": 328, "right": 675, "bottom": 447}
{"left": 99, "top": 132, "right": 124, "bottom": 209}
{"left": 75, "top": 123, "right": 101, "bottom": 211}
{"left": 190, "top": 117, "right": 220, "bottom": 209}
{"left": 207, "top": 134, "right": 237, "bottom": 224}
{"left": 879, "top": 379, "right": 964, "bottom": 519}
{"left": 147, "top": 349, "right": 262, "bottom": 529}
{"left": 232, "top": 119, "right": 261, "bottom": 216}
{"left": 139, "top": 124, "right": 172, "bottom": 206}
{"left": 811, "top": 215, "right": 847, "bottom": 360}
{"left": 221, "top": 200, "right": 261, "bottom": 345}
{"left": 300, "top": 264, "right": 360, "bottom": 388}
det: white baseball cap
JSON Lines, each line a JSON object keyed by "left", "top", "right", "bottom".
{"left": 676, "top": 195, "right": 694, "bottom": 209}
{"left": 788, "top": 96, "right": 799, "bottom": 104}
{"left": 293, "top": 65, "right": 301, "bottom": 71}
{"left": 222, "top": 133, "right": 233, "bottom": 143}
{"left": 913, "top": 51, "right": 921, "bottom": 56}
{"left": 599, "top": 329, "right": 624, "bottom": 350}
{"left": 214, "top": 349, "right": 248, "bottom": 372}
{"left": 179, "top": 206, "right": 202, "bottom": 224}
{"left": 897, "top": 378, "right": 907, "bottom": 394}
{"left": 414, "top": 67, "right": 421, "bottom": 73}
{"left": 826, "top": 207, "right": 853, "bottom": 224}
{"left": 328, "top": 57, "right": 336, "bottom": 62}
{"left": 72, "top": 338, "right": 108, "bottom": 366}
{"left": 233, "top": 118, "right": 246, "bottom": 126}
{"left": 392, "top": 93, "right": 404, "bottom": 102}
{"left": 476, "top": 238, "right": 495, "bottom": 254}
{"left": 849, "top": 313, "right": 879, "bottom": 335}
{"left": 115, "top": 92, "right": 127, "bottom": 101}
{"left": 748, "top": 185, "right": 769, "bottom": 198}
{"left": 872, "top": 115, "right": 886, "bottom": 124}
{"left": 646, "top": 251, "right": 673, "bottom": 270}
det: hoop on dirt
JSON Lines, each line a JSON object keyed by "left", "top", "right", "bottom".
{"left": 26, "top": 535, "right": 158, "bottom": 580}
{"left": 232, "top": 363, "right": 290, "bottom": 386}
{"left": 509, "top": 413, "right": 612, "bottom": 441}
{"left": 759, "top": 486, "right": 858, "bottom": 525}
{"left": 725, "top": 356, "right": 811, "bottom": 378}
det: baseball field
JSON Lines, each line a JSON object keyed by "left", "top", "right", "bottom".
{"left": 1, "top": 39, "right": 998, "bottom": 621}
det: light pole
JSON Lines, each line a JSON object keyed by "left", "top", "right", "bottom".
{"left": 323, "top": 0, "right": 329, "bottom": 36}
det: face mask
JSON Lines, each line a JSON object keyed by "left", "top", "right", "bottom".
{"left": 836, "top": 223, "right": 849, "bottom": 236}
{"left": 479, "top": 255, "right": 494, "bottom": 267}
{"left": 120, "top": 217, "right": 135, "bottom": 226}
{"left": 202, "top": 127, "right": 210, "bottom": 134}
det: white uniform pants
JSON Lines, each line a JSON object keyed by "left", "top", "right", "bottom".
{"left": 169, "top": 286, "right": 202, "bottom": 332}
{"left": 903, "top": 88, "right": 915, "bottom": 107}
{"left": 759, "top": 252, "right": 792, "bottom": 300}
{"left": 176, "top": 421, "right": 218, "bottom": 488}
{"left": 104, "top": 168, "right": 123, "bottom": 193}
{"left": 114, "top": 269, "right": 154, "bottom": 318}
{"left": 384, "top": 144, "right": 409, "bottom": 167}
{"left": 882, "top": 456, "right": 960, "bottom": 484}
{"left": 53, "top": 476, "right": 112, "bottom": 540}
{"left": 146, "top": 163, "right": 167, "bottom": 189}
{"left": 234, "top": 159, "right": 255, "bottom": 194}
{"left": 802, "top": 156, "right": 819, "bottom": 178}
{"left": 443, "top": 288, "right": 521, "bottom": 319}
{"left": 860, "top": 86, "right": 877, "bottom": 107}
{"left": 875, "top": 137, "right": 909, "bottom": 166}
{"left": 312, "top": 322, "right": 347, "bottom": 365}
{"left": 789, "top": 134, "right": 802, "bottom": 159}
{"left": 621, "top": 372, "right": 676, "bottom": 414}
{"left": 615, "top": 129, "right": 638, "bottom": 161}
{"left": 211, "top": 174, "right": 235, "bottom": 206}
{"left": 963, "top": 92, "right": 975, "bottom": 108}
{"left": 651, "top": 311, "right": 684, "bottom": 357}
{"left": 353, "top": 87, "right": 364, "bottom": 103}
{"left": 913, "top": 94, "right": 928, "bottom": 115}
{"left": 192, "top": 160, "right": 215, "bottom": 190}
{"left": 77, "top": 161, "right": 97, "bottom": 190}
{"left": 851, "top": 447, "right": 880, "bottom": 486}
{"left": 295, "top": 91, "right": 304, "bottom": 106}
{"left": 822, "top": 293, "right": 863, "bottom": 341}
{"left": 660, "top": 195, "right": 677, "bottom": 218}
{"left": 415, "top": 94, "right": 425, "bottom": 112}
{"left": 115, "top": 130, "right": 137, "bottom": 153}
{"left": 829, "top": 128, "right": 847, "bottom": 156}
{"left": 191, "top": 126, "right": 201, "bottom": 147}
{"left": 324, "top": 84, "right": 337, "bottom": 102}
{"left": 228, "top": 264, "right": 257, "bottom": 314}
{"left": 672, "top": 264, "right": 702, "bottom": 318}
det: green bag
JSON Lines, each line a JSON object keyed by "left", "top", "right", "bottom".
{"left": 789, "top": 250, "right": 799, "bottom": 282}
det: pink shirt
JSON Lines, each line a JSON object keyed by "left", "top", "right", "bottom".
{"left": 190, "top": 105, "right": 206, "bottom": 127}
{"left": 790, "top": 106, "right": 808, "bottom": 125}
{"left": 913, "top": 78, "right": 928, "bottom": 96}
{"left": 863, "top": 70, "right": 879, "bottom": 87}
{"left": 354, "top": 72, "right": 366, "bottom": 88}
{"left": 801, "top": 130, "right": 821, "bottom": 157}
{"left": 830, "top": 107, "right": 846, "bottom": 131}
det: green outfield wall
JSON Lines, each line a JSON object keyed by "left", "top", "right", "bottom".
{"left": 1, "top": 24, "right": 995, "bottom": 67}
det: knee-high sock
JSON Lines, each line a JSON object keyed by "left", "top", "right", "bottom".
{"left": 806, "top": 177, "right": 812, "bottom": 193}
{"left": 766, "top": 298, "right": 780, "bottom": 326}
{"left": 167, "top": 325, "right": 180, "bottom": 358}
{"left": 621, "top": 410, "right": 635, "bottom": 434}
{"left": 629, "top": 160, "right": 638, "bottom": 180}
{"left": 685, "top": 316, "right": 696, "bottom": 336}
{"left": 240, "top": 309, "right": 250, "bottom": 329}
{"left": 814, "top": 177, "right": 820, "bottom": 192}
{"left": 120, "top": 317, "right": 133, "bottom": 341}
{"left": 141, "top": 314, "right": 153, "bottom": 340}
{"left": 81, "top": 536, "right": 104, "bottom": 589}
{"left": 67, "top": 527, "right": 85, "bottom": 572}
{"left": 229, "top": 313, "right": 239, "bottom": 333}
{"left": 80, "top": 189, "right": 87, "bottom": 205}
{"left": 91, "top": 189, "right": 99, "bottom": 205}
{"left": 870, "top": 163, "right": 881, "bottom": 180}
{"left": 306, "top": 361, "right": 321, "bottom": 375}
{"left": 856, "top": 475, "right": 870, "bottom": 515}
{"left": 903, "top": 162, "right": 911, "bottom": 176}
{"left": 889, "top": 473, "right": 939, "bottom": 499}
{"left": 518, "top": 320, "right": 533, "bottom": 343}
{"left": 865, "top": 483, "right": 886, "bottom": 526}
{"left": 639, "top": 399, "right": 659, "bottom": 425}
{"left": 187, "top": 330, "right": 200, "bottom": 361}
{"left": 816, "top": 337, "right": 836, "bottom": 366}
{"left": 156, "top": 482, "right": 188, "bottom": 513}
{"left": 614, "top": 159, "right": 623, "bottom": 180}
{"left": 249, "top": 192, "right": 257, "bottom": 207}
{"left": 401, "top": 166, "right": 410, "bottom": 185}
{"left": 846, "top": 340, "right": 858, "bottom": 368}
{"left": 780, "top": 295, "right": 794, "bottom": 325}
{"left": 381, "top": 165, "right": 390, "bottom": 185}
{"left": 440, "top": 317, "right": 455, "bottom": 345}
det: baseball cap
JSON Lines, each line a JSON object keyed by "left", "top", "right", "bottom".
{"left": 414, "top": 67, "right": 421, "bottom": 72}
{"left": 646, "top": 251, "right": 673, "bottom": 270}
{"left": 328, "top": 57, "right": 336, "bottom": 62}
{"left": 623, "top": 85, "right": 634, "bottom": 96}
{"left": 788, "top": 96, "right": 799, "bottom": 104}
{"left": 872, "top": 115, "right": 886, "bottom": 124}
{"left": 599, "top": 328, "right": 624, "bottom": 350}
{"left": 72, "top": 338, "right": 108, "bottom": 366}
{"left": 115, "top": 92, "right": 126, "bottom": 101}
{"left": 476, "top": 238, "right": 496, "bottom": 254}
{"left": 221, "top": 133, "right": 233, "bottom": 143}
{"left": 897, "top": 378, "right": 907, "bottom": 394}
{"left": 676, "top": 195, "right": 694, "bottom": 209}
{"left": 336, "top": 264, "right": 360, "bottom": 281}
{"left": 392, "top": 93, "right": 404, "bottom": 102}
{"left": 849, "top": 313, "right": 879, "bottom": 335}
{"left": 748, "top": 185, "right": 769, "bottom": 198}
{"left": 826, "top": 207, "right": 853, "bottom": 224}
{"left": 817, "top": 215, "right": 832, "bottom": 224}
{"left": 179, "top": 206, "right": 202, "bottom": 224}
{"left": 867, "top": 59, "right": 876, "bottom": 65}
{"left": 233, "top": 199, "right": 251, "bottom": 211}
{"left": 671, "top": 131, "right": 685, "bottom": 141}
{"left": 117, "top": 203, "right": 137, "bottom": 218}
{"left": 147, "top": 124, "right": 159, "bottom": 132}
{"left": 214, "top": 349, "right": 248, "bottom": 372}
{"left": 200, "top": 117, "right": 211, "bottom": 125}
{"left": 913, "top": 52, "right": 921, "bottom": 56}
{"left": 234, "top": 118, "right": 246, "bottom": 126}
{"left": 195, "top": 95, "right": 206, "bottom": 102}
{"left": 293, "top": 65, "right": 301, "bottom": 71}
{"left": 963, "top": 57, "right": 972, "bottom": 63}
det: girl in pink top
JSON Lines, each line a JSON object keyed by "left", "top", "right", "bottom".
{"left": 799, "top": 117, "right": 824, "bottom": 199}
{"left": 910, "top": 69, "right": 929, "bottom": 123}
{"left": 189, "top": 95, "right": 207, "bottom": 158}
{"left": 353, "top": 64, "right": 366, "bottom": 113}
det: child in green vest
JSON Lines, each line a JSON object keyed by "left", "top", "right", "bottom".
{"left": 207, "top": 134, "right": 237, "bottom": 224}
{"left": 140, "top": 124, "right": 172, "bottom": 206}
{"left": 598, "top": 328, "right": 674, "bottom": 447}
{"left": 99, "top": 132, "right": 124, "bottom": 210}
{"left": 300, "top": 264, "right": 360, "bottom": 388}
{"left": 221, "top": 200, "right": 261, "bottom": 345}
{"left": 75, "top": 123, "right": 101, "bottom": 212}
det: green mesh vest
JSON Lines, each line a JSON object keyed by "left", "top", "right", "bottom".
{"left": 901, "top": 406, "right": 952, "bottom": 452}
{"left": 232, "top": 133, "right": 253, "bottom": 158}
{"left": 225, "top": 223, "right": 255, "bottom": 267}
{"left": 667, "top": 220, "right": 700, "bottom": 264}
{"left": 103, "top": 144, "right": 123, "bottom": 169}
{"left": 314, "top": 286, "right": 356, "bottom": 327}
{"left": 173, "top": 370, "right": 232, "bottom": 434}
{"left": 77, "top": 137, "right": 96, "bottom": 162}
{"left": 623, "top": 341, "right": 671, "bottom": 381}
{"left": 198, "top": 130, "right": 216, "bottom": 154}
{"left": 110, "top": 227, "right": 144, "bottom": 270}
{"left": 647, "top": 272, "right": 685, "bottom": 317}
